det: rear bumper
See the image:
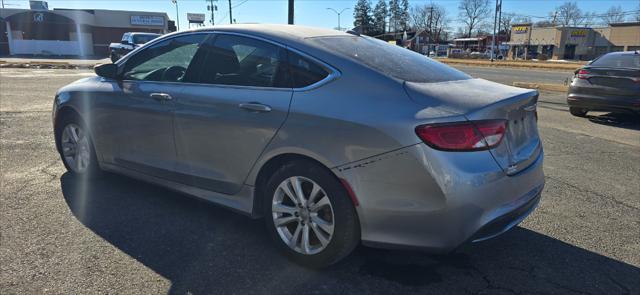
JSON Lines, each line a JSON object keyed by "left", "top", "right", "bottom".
{"left": 567, "top": 88, "right": 640, "bottom": 113}
{"left": 335, "top": 143, "right": 545, "bottom": 253}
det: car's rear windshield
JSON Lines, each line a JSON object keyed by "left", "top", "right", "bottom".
{"left": 591, "top": 53, "right": 640, "bottom": 69}
{"left": 133, "top": 34, "right": 160, "bottom": 44}
{"left": 309, "top": 36, "right": 470, "bottom": 83}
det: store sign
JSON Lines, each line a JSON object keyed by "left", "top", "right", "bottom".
{"left": 570, "top": 30, "right": 587, "bottom": 37}
{"left": 513, "top": 26, "right": 529, "bottom": 34}
{"left": 130, "top": 15, "right": 165, "bottom": 26}
{"left": 187, "top": 13, "right": 206, "bottom": 24}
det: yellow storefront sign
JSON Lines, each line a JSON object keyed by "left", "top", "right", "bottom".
{"left": 513, "top": 26, "right": 529, "bottom": 34}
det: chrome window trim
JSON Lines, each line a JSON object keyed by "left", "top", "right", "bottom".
{"left": 116, "top": 30, "right": 341, "bottom": 92}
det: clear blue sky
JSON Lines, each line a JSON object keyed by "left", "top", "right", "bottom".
{"left": 3, "top": 0, "right": 639, "bottom": 31}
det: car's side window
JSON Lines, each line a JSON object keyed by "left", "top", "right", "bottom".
{"left": 191, "top": 34, "right": 289, "bottom": 88}
{"left": 122, "top": 34, "right": 207, "bottom": 82}
{"left": 287, "top": 51, "right": 330, "bottom": 88}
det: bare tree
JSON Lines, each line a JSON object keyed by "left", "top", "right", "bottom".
{"left": 499, "top": 13, "right": 531, "bottom": 39}
{"left": 601, "top": 5, "right": 626, "bottom": 25}
{"left": 535, "top": 20, "right": 555, "bottom": 27}
{"left": 555, "top": 1, "right": 583, "bottom": 26}
{"left": 582, "top": 11, "right": 598, "bottom": 27}
{"left": 410, "top": 2, "right": 448, "bottom": 42}
{"left": 458, "top": 0, "right": 491, "bottom": 37}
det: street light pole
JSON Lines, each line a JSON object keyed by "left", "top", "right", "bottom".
{"left": 172, "top": 0, "right": 180, "bottom": 31}
{"left": 326, "top": 8, "right": 350, "bottom": 31}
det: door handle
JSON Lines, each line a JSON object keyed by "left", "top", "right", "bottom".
{"left": 150, "top": 93, "right": 172, "bottom": 101}
{"left": 239, "top": 102, "right": 272, "bottom": 113}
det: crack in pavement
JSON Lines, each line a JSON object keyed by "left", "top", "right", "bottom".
{"left": 546, "top": 175, "right": 640, "bottom": 211}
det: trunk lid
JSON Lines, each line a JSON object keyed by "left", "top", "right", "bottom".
{"left": 580, "top": 66, "right": 640, "bottom": 96}
{"left": 405, "top": 78, "right": 541, "bottom": 175}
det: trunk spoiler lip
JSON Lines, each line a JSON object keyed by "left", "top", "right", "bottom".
{"left": 404, "top": 78, "right": 539, "bottom": 118}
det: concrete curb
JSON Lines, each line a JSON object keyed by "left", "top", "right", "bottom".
{"left": 439, "top": 59, "right": 582, "bottom": 72}
{"left": 0, "top": 62, "right": 97, "bottom": 69}
{"left": 513, "top": 82, "right": 568, "bottom": 92}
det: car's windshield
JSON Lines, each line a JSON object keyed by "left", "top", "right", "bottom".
{"left": 133, "top": 34, "right": 159, "bottom": 44}
{"left": 591, "top": 53, "right": 640, "bottom": 69}
{"left": 309, "top": 36, "right": 470, "bottom": 83}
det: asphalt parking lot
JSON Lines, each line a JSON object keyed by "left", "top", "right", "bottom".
{"left": 1, "top": 68, "right": 639, "bottom": 294}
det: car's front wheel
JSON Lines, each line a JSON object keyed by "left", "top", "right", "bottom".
{"left": 55, "top": 115, "right": 100, "bottom": 178}
{"left": 569, "top": 107, "right": 588, "bottom": 117}
{"left": 264, "top": 160, "right": 360, "bottom": 268}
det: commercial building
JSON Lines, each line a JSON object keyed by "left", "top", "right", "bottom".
{"left": 506, "top": 22, "right": 640, "bottom": 60}
{"left": 452, "top": 35, "right": 508, "bottom": 53}
{"left": 0, "top": 1, "right": 173, "bottom": 57}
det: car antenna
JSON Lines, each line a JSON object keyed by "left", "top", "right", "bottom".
{"left": 347, "top": 26, "right": 361, "bottom": 36}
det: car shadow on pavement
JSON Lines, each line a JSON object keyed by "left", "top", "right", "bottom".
{"left": 60, "top": 172, "right": 640, "bottom": 294}
{"left": 586, "top": 112, "right": 640, "bottom": 131}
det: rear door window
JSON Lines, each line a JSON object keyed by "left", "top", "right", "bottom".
{"left": 309, "top": 36, "right": 470, "bottom": 83}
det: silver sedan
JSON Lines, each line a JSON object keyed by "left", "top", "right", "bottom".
{"left": 53, "top": 24, "right": 544, "bottom": 268}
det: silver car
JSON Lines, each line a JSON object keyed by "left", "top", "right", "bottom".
{"left": 53, "top": 24, "right": 544, "bottom": 268}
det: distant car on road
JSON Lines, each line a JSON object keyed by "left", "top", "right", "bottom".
{"left": 109, "top": 32, "right": 161, "bottom": 62}
{"left": 567, "top": 51, "right": 640, "bottom": 117}
{"left": 518, "top": 51, "right": 539, "bottom": 60}
{"left": 53, "top": 24, "right": 544, "bottom": 268}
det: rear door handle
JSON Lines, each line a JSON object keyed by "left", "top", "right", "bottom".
{"left": 239, "top": 102, "right": 272, "bottom": 113}
{"left": 150, "top": 93, "right": 172, "bottom": 101}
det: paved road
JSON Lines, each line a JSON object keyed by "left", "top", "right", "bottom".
{"left": 452, "top": 65, "right": 575, "bottom": 86}
{"left": 1, "top": 68, "right": 639, "bottom": 294}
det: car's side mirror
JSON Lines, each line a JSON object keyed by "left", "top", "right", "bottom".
{"left": 94, "top": 63, "right": 118, "bottom": 79}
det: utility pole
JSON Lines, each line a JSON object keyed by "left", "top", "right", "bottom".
{"left": 491, "top": 0, "right": 501, "bottom": 61}
{"left": 426, "top": 6, "right": 434, "bottom": 42}
{"left": 228, "top": 0, "right": 233, "bottom": 24}
{"left": 497, "top": 0, "right": 502, "bottom": 56}
{"left": 207, "top": 0, "right": 216, "bottom": 26}
{"left": 288, "top": 0, "right": 294, "bottom": 24}
{"left": 326, "top": 8, "right": 350, "bottom": 31}
{"left": 551, "top": 10, "right": 558, "bottom": 26}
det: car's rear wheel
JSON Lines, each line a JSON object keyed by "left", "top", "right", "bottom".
{"left": 264, "top": 160, "right": 360, "bottom": 268}
{"left": 56, "top": 115, "right": 100, "bottom": 178}
{"left": 569, "top": 107, "right": 588, "bottom": 117}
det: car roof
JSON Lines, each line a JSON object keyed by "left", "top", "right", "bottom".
{"left": 129, "top": 32, "right": 161, "bottom": 36}
{"left": 187, "top": 24, "right": 350, "bottom": 44}
{"left": 603, "top": 50, "right": 639, "bottom": 56}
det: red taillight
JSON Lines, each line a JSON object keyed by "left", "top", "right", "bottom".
{"left": 415, "top": 120, "right": 507, "bottom": 151}
{"left": 577, "top": 69, "right": 590, "bottom": 79}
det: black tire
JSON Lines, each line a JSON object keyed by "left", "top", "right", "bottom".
{"left": 569, "top": 107, "right": 588, "bottom": 117}
{"left": 55, "top": 113, "right": 101, "bottom": 178}
{"left": 263, "top": 160, "right": 360, "bottom": 268}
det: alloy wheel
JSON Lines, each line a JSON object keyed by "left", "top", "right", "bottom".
{"left": 272, "top": 176, "right": 335, "bottom": 255}
{"left": 61, "top": 123, "right": 91, "bottom": 173}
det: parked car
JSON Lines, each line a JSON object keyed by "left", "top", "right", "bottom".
{"left": 109, "top": 32, "right": 161, "bottom": 62}
{"left": 53, "top": 25, "right": 544, "bottom": 268}
{"left": 567, "top": 51, "right": 640, "bottom": 117}
{"left": 518, "top": 51, "right": 539, "bottom": 60}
